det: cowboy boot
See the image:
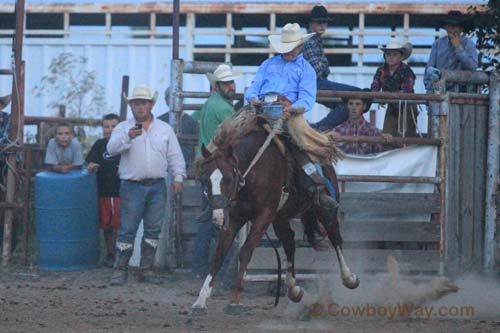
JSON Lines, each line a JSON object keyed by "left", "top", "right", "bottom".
{"left": 110, "top": 247, "right": 133, "bottom": 286}
{"left": 137, "top": 239, "right": 162, "bottom": 284}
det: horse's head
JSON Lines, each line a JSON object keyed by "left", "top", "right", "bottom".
{"left": 198, "top": 144, "right": 244, "bottom": 226}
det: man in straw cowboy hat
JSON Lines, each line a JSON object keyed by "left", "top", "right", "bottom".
{"left": 424, "top": 10, "right": 478, "bottom": 91}
{"left": 245, "top": 23, "right": 343, "bottom": 237}
{"left": 107, "top": 84, "right": 186, "bottom": 285}
{"left": 302, "top": 5, "right": 361, "bottom": 129}
{"left": 371, "top": 37, "right": 418, "bottom": 137}
{"left": 246, "top": 22, "right": 316, "bottom": 117}
{"left": 191, "top": 64, "right": 241, "bottom": 280}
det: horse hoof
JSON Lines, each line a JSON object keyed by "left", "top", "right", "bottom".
{"left": 190, "top": 306, "right": 207, "bottom": 316}
{"left": 288, "top": 286, "right": 304, "bottom": 303}
{"left": 224, "top": 303, "right": 245, "bottom": 315}
{"left": 342, "top": 274, "right": 360, "bottom": 290}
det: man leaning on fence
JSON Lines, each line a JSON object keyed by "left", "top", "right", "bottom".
{"left": 107, "top": 84, "right": 186, "bottom": 286}
{"left": 424, "top": 11, "right": 478, "bottom": 92}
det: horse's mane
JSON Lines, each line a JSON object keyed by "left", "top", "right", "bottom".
{"left": 212, "top": 104, "right": 263, "bottom": 151}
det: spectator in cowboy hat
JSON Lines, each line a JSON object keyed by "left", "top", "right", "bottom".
{"left": 191, "top": 64, "right": 241, "bottom": 282}
{"left": 424, "top": 10, "right": 478, "bottom": 91}
{"left": 303, "top": 5, "right": 361, "bottom": 130}
{"left": 107, "top": 84, "right": 186, "bottom": 285}
{"left": 371, "top": 37, "right": 418, "bottom": 137}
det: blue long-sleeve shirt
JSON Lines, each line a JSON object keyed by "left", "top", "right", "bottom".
{"left": 425, "top": 35, "right": 478, "bottom": 81}
{"left": 245, "top": 54, "right": 317, "bottom": 112}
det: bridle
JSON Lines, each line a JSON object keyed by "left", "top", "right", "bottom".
{"left": 205, "top": 159, "right": 246, "bottom": 211}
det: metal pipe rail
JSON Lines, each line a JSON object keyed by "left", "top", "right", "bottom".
{"left": 336, "top": 135, "right": 441, "bottom": 146}
{"left": 24, "top": 116, "right": 101, "bottom": 126}
{"left": 337, "top": 175, "right": 441, "bottom": 184}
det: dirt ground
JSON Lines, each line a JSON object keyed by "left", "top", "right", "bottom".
{"left": 1, "top": 263, "right": 500, "bottom": 332}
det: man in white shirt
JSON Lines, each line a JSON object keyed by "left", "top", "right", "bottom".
{"left": 107, "top": 84, "right": 186, "bottom": 285}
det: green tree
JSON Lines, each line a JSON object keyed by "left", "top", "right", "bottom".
{"left": 469, "top": 0, "right": 500, "bottom": 71}
{"left": 33, "top": 52, "right": 108, "bottom": 118}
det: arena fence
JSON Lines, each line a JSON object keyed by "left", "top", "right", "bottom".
{"left": 168, "top": 59, "right": 499, "bottom": 279}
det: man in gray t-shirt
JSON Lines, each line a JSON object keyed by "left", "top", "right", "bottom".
{"left": 44, "top": 122, "right": 83, "bottom": 173}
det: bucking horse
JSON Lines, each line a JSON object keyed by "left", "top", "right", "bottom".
{"left": 191, "top": 110, "right": 360, "bottom": 315}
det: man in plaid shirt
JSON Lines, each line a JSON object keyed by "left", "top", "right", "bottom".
{"left": 333, "top": 96, "right": 392, "bottom": 155}
{"left": 303, "top": 6, "right": 360, "bottom": 129}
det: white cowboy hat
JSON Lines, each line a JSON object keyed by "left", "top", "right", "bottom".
{"left": 123, "top": 84, "right": 158, "bottom": 104}
{"left": 379, "top": 38, "right": 413, "bottom": 61}
{"left": 206, "top": 64, "right": 242, "bottom": 85}
{"left": 268, "top": 23, "right": 315, "bottom": 54}
{"left": 0, "top": 94, "right": 11, "bottom": 111}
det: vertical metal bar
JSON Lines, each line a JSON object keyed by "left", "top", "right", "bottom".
{"left": 3, "top": 0, "right": 25, "bottom": 267}
{"left": 403, "top": 13, "right": 410, "bottom": 42}
{"left": 63, "top": 12, "right": 69, "bottom": 39}
{"left": 168, "top": 59, "right": 184, "bottom": 131}
{"left": 21, "top": 147, "right": 32, "bottom": 266}
{"left": 186, "top": 13, "right": 195, "bottom": 61}
{"left": 269, "top": 13, "right": 276, "bottom": 58}
{"left": 438, "top": 112, "right": 448, "bottom": 275}
{"left": 150, "top": 13, "right": 156, "bottom": 40}
{"left": 172, "top": 0, "right": 180, "bottom": 60}
{"left": 225, "top": 13, "right": 232, "bottom": 63}
{"left": 105, "top": 13, "right": 111, "bottom": 39}
{"left": 120, "top": 75, "right": 129, "bottom": 121}
{"left": 358, "top": 13, "right": 364, "bottom": 67}
{"left": 484, "top": 72, "right": 500, "bottom": 271}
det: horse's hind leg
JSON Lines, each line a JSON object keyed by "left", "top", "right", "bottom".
{"left": 192, "top": 218, "right": 242, "bottom": 314}
{"left": 272, "top": 217, "right": 304, "bottom": 303}
{"left": 316, "top": 194, "right": 360, "bottom": 289}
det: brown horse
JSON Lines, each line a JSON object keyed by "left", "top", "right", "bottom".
{"left": 191, "top": 129, "right": 359, "bottom": 315}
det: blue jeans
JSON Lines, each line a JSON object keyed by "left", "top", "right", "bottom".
{"left": 311, "top": 79, "right": 361, "bottom": 131}
{"left": 192, "top": 184, "right": 238, "bottom": 281}
{"left": 317, "top": 78, "right": 360, "bottom": 93}
{"left": 311, "top": 103, "right": 349, "bottom": 131}
{"left": 117, "top": 180, "right": 166, "bottom": 245}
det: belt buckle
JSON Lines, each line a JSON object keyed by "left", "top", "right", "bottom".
{"left": 263, "top": 93, "right": 278, "bottom": 104}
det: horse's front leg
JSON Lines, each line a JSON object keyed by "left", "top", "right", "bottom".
{"left": 316, "top": 194, "right": 360, "bottom": 289}
{"left": 191, "top": 215, "right": 242, "bottom": 315}
{"left": 226, "top": 211, "right": 275, "bottom": 314}
{"left": 272, "top": 217, "right": 303, "bottom": 303}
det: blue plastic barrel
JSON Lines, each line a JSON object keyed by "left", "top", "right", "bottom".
{"left": 35, "top": 170, "right": 99, "bottom": 271}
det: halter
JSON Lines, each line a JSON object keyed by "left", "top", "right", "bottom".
{"left": 209, "top": 165, "right": 245, "bottom": 210}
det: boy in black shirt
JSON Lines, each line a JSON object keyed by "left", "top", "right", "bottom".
{"left": 86, "top": 114, "right": 121, "bottom": 267}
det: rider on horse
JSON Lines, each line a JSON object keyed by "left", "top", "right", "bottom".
{"left": 244, "top": 23, "right": 343, "bottom": 240}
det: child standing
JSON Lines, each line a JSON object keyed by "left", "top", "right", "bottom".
{"left": 371, "top": 38, "right": 418, "bottom": 137}
{"left": 86, "top": 114, "right": 121, "bottom": 267}
{"left": 44, "top": 122, "right": 84, "bottom": 173}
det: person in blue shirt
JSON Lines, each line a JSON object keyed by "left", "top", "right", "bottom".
{"left": 424, "top": 11, "right": 478, "bottom": 92}
{"left": 245, "top": 23, "right": 341, "bottom": 246}
{"left": 245, "top": 22, "right": 316, "bottom": 117}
